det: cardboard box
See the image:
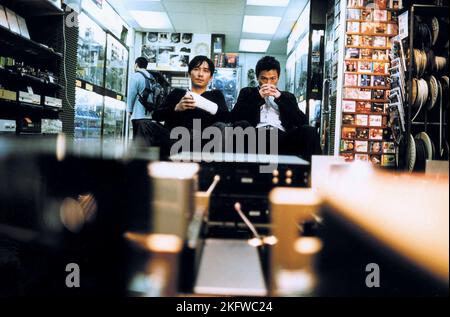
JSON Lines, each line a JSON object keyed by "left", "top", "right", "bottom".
{"left": 18, "top": 91, "right": 41, "bottom": 105}
{"left": 44, "top": 96, "right": 62, "bottom": 108}
{"left": 0, "top": 89, "right": 17, "bottom": 101}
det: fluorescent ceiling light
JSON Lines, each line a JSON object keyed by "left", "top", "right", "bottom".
{"left": 247, "top": 0, "right": 290, "bottom": 6}
{"left": 130, "top": 11, "right": 172, "bottom": 29}
{"left": 239, "top": 39, "right": 271, "bottom": 52}
{"left": 243, "top": 15, "right": 281, "bottom": 34}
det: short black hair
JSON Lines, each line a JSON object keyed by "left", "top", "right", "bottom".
{"left": 135, "top": 57, "right": 148, "bottom": 69}
{"left": 188, "top": 55, "right": 215, "bottom": 75}
{"left": 255, "top": 56, "right": 280, "bottom": 78}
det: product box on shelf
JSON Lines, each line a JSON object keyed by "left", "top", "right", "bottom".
{"left": 0, "top": 88, "right": 17, "bottom": 102}
{"left": 44, "top": 96, "right": 62, "bottom": 108}
{"left": 19, "top": 91, "right": 41, "bottom": 105}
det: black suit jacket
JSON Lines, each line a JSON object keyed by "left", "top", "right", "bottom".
{"left": 231, "top": 87, "right": 307, "bottom": 132}
{"left": 153, "top": 88, "right": 230, "bottom": 131}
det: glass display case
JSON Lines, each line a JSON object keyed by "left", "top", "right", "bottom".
{"left": 75, "top": 87, "right": 103, "bottom": 140}
{"left": 294, "top": 36, "right": 309, "bottom": 108}
{"left": 103, "top": 96, "right": 125, "bottom": 143}
{"left": 106, "top": 34, "right": 128, "bottom": 96}
{"left": 286, "top": 0, "right": 325, "bottom": 127}
{"left": 210, "top": 67, "right": 241, "bottom": 111}
{"left": 77, "top": 12, "right": 106, "bottom": 87}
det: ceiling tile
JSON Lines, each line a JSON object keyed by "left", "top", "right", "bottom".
{"left": 206, "top": 14, "right": 243, "bottom": 33}
{"left": 169, "top": 13, "right": 208, "bottom": 32}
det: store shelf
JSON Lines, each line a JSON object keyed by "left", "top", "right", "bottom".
{"left": 342, "top": 124, "right": 388, "bottom": 129}
{"left": 346, "top": 20, "right": 396, "bottom": 24}
{"left": 411, "top": 122, "right": 447, "bottom": 126}
{"left": 344, "top": 72, "right": 390, "bottom": 76}
{"left": 346, "top": 32, "right": 398, "bottom": 37}
{"left": 347, "top": 7, "right": 400, "bottom": 12}
{"left": 343, "top": 112, "right": 388, "bottom": 116}
{"left": 340, "top": 150, "right": 392, "bottom": 155}
{"left": 341, "top": 137, "right": 386, "bottom": 142}
{"left": 0, "top": 99, "right": 61, "bottom": 119}
{"left": 0, "top": 68, "right": 64, "bottom": 90}
{"left": 345, "top": 59, "right": 390, "bottom": 63}
{"left": 344, "top": 85, "right": 391, "bottom": 90}
{"left": 343, "top": 98, "right": 390, "bottom": 103}
{"left": 411, "top": 4, "right": 449, "bottom": 16}
{"left": 346, "top": 45, "right": 392, "bottom": 50}
{"left": 1, "top": 0, "right": 64, "bottom": 16}
{"left": 0, "top": 25, "right": 62, "bottom": 61}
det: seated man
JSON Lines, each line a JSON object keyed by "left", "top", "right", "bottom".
{"left": 231, "top": 56, "right": 321, "bottom": 161}
{"left": 153, "top": 55, "right": 230, "bottom": 156}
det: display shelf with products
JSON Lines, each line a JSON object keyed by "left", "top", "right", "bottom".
{"left": 336, "top": 0, "right": 400, "bottom": 167}
{"left": 0, "top": 99, "right": 61, "bottom": 120}
{"left": 0, "top": 0, "right": 63, "bottom": 16}
{"left": 286, "top": 0, "right": 326, "bottom": 129}
{"left": 75, "top": 9, "right": 130, "bottom": 143}
{"left": 76, "top": 12, "right": 107, "bottom": 88}
{"left": 0, "top": 24, "right": 62, "bottom": 61}
{"left": 105, "top": 34, "right": 129, "bottom": 96}
{"left": 0, "top": 63, "right": 64, "bottom": 90}
{"left": 320, "top": 0, "right": 342, "bottom": 155}
{"left": 395, "top": 4, "right": 449, "bottom": 172}
{"left": 0, "top": 0, "right": 71, "bottom": 135}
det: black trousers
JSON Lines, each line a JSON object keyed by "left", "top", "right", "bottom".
{"left": 132, "top": 119, "right": 173, "bottom": 158}
{"left": 232, "top": 121, "right": 321, "bottom": 162}
{"left": 132, "top": 120, "right": 229, "bottom": 160}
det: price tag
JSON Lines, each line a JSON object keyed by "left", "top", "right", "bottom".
{"left": 86, "top": 83, "right": 93, "bottom": 92}
{"left": 398, "top": 11, "right": 409, "bottom": 41}
{"left": 76, "top": 80, "right": 82, "bottom": 88}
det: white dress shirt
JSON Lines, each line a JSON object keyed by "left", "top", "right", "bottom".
{"left": 256, "top": 96, "right": 285, "bottom": 132}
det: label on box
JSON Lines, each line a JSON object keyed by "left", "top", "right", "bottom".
{"left": 0, "top": 89, "right": 17, "bottom": 101}
{"left": 19, "top": 91, "right": 41, "bottom": 105}
{"left": 44, "top": 96, "right": 62, "bottom": 108}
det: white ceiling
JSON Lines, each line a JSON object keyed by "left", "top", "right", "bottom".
{"left": 107, "top": 0, "right": 308, "bottom": 55}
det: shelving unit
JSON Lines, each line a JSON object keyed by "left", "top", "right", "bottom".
{"left": 0, "top": 67, "right": 64, "bottom": 90}
{"left": 336, "top": 0, "right": 399, "bottom": 166}
{"left": 400, "top": 4, "right": 449, "bottom": 171}
{"left": 1, "top": 0, "right": 64, "bottom": 16}
{"left": 0, "top": 0, "right": 71, "bottom": 135}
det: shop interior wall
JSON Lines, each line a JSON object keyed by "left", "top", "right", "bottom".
{"left": 132, "top": 31, "right": 287, "bottom": 92}
{"left": 239, "top": 53, "right": 287, "bottom": 90}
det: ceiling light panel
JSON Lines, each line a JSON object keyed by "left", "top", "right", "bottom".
{"left": 243, "top": 15, "right": 281, "bottom": 34}
{"left": 130, "top": 10, "right": 172, "bottom": 29}
{"left": 247, "top": 0, "right": 290, "bottom": 7}
{"left": 239, "top": 39, "right": 271, "bottom": 52}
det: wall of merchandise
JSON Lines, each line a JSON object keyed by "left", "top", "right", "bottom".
{"left": 394, "top": 4, "right": 449, "bottom": 172}
{"left": 136, "top": 32, "right": 243, "bottom": 110}
{"left": 339, "top": 0, "right": 401, "bottom": 167}
{"left": 0, "top": 0, "right": 65, "bottom": 136}
{"left": 75, "top": 0, "right": 131, "bottom": 143}
{"left": 285, "top": 0, "right": 326, "bottom": 127}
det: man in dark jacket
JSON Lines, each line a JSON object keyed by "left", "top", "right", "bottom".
{"left": 153, "top": 55, "right": 230, "bottom": 156}
{"left": 231, "top": 56, "right": 320, "bottom": 161}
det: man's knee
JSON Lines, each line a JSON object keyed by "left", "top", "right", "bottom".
{"left": 233, "top": 120, "right": 252, "bottom": 129}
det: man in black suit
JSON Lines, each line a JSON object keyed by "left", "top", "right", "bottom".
{"left": 152, "top": 55, "right": 230, "bottom": 157}
{"left": 231, "top": 56, "right": 321, "bottom": 161}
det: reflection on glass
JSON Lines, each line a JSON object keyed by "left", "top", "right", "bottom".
{"left": 75, "top": 87, "right": 103, "bottom": 141}
{"left": 77, "top": 13, "right": 106, "bottom": 86}
{"left": 294, "top": 35, "right": 309, "bottom": 102}
{"left": 106, "top": 34, "right": 129, "bottom": 95}
{"left": 210, "top": 68, "right": 241, "bottom": 111}
{"left": 103, "top": 96, "right": 125, "bottom": 142}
